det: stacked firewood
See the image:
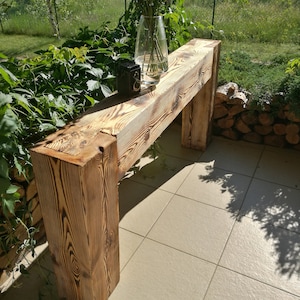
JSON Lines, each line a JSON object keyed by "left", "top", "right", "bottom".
{"left": 0, "top": 170, "right": 45, "bottom": 272}
{"left": 213, "top": 82, "right": 300, "bottom": 149}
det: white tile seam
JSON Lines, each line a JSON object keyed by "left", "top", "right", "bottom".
{"left": 212, "top": 144, "right": 266, "bottom": 269}
{"left": 117, "top": 228, "right": 145, "bottom": 273}
{"left": 144, "top": 236, "right": 218, "bottom": 267}
{"left": 253, "top": 176, "right": 300, "bottom": 190}
{"left": 201, "top": 171, "right": 257, "bottom": 298}
{"left": 142, "top": 191, "right": 177, "bottom": 238}
{"left": 211, "top": 265, "right": 300, "bottom": 299}
{"left": 171, "top": 163, "right": 253, "bottom": 214}
{"left": 118, "top": 189, "right": 176, "bottom": 273}
{"left": 159, "top": 160, "right": 197, "bottom": 195}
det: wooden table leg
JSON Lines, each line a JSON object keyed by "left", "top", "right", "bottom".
{"left": 30, "top": 136, "right": 120, "bottom": 300}
{"left": 181, "top": 41, "right": 221, "bottom": 151}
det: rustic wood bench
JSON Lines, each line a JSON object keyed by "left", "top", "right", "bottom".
{"left": 30, "top": 38, "right": 220, "bottom": 300}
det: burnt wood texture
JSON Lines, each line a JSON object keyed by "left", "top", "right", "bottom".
{"left": 30, "top": 39, "right": 221, "bottom": 300}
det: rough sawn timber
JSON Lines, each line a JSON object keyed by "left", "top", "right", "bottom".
{"left": 30, "top": 38, "right": 220, "bottom": 300}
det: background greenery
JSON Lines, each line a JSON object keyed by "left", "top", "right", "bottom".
{"left": 0, "top": 0, "right": 299, "bottom": 92}
{"left": 1, "top": 1, "right": 299, "bottom": 50}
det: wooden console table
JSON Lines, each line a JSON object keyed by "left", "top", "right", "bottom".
{"left": 30, "top": 38, "right": 220, "bottom": 300}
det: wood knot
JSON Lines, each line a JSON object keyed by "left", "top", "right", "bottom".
{"left": 79, "top": 140, "right": 87, "bottom": 148}
{"left": 99, "top": 146, "right": 104, "bottom": 153}
{"left": 144, "top": 129, "right": 150, "bottom": 141}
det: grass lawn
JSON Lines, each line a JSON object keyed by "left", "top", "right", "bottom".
{"left": 0, "top": 0, "right": 299, "bottom": 91}
{"left": 0, "top": 34, "right": 65, "bottom": 57}
{"left": 221, "top": 41, "right": 300, "bottom": 62}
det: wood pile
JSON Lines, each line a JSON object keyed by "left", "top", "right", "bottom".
{"left": 0, "top": 171, "right": 45, "bottom": 272}
{"left": 213, "top": 82, "right": 300, "bottom": 149}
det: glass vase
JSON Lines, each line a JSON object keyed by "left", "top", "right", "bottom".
{"left": 134, "top": 15, "right": 168, "bottom": 86}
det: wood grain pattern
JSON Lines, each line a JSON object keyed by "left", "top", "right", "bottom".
{"left": 31, "top": 133, "right": 119, "bottom": 299}
{"left": 30, "top": 38, "right": 220, "bottom": 300}
{"left": 40, "top": 39, "right": 219, "bottom": 178}
{"left": 182, "top": 40, "right": 221, "bottom": 150}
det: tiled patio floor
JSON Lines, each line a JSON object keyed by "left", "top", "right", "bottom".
{"left": 2, "top": 122, "right": 300, "bottom": 299}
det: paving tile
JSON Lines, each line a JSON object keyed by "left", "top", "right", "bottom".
{"left": 219, "top": 217, "right": 300, "bottom": 296}
{"left": 119, "top": 178, "right": 157, "bottom": 220}
{"left": 148, "top": 195, "right": 235, "bottom": 263}
{"left": 205, "top": 266, "right": 300, "bottom": 300}
{"left": 199, "top": 137, "right": 263, "bottom": 176}
{"left": 177, "top": 162, "right": 251, "bottom": 210}
{"left": 255, "top": 148, "right": 300, "bottom": 189}
{"left": 109, "top": 238, "right": 216, "bottom": 300}
{"left": 239, "top": 178, "right": 300, "bottom": 233}
{"left": 157, "top": 122, "right": 203, "bottom": 161}
{"left": 119, "top": 181, "right": 174, "bottom": 236}
{"left": 4, "top": 126, "right": 300, "bottom": 300}
{"left": 119, "top": 229, "right": 144, "bottom": 270}
{"left": 128, "top": 154, "right": 195, "bottom": 193}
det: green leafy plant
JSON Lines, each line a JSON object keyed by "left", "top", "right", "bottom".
{"left": 137, "top": 0, "right": 170, "bottom": 17}
{"left": 119, "top": 0, "right": 196, "bottom": 52}
{"left": 278, "top": 58, "right": 300, "bottom": 116}
{"left": 0, "top": 0, "right": 200, "bottom": 267}
{"left": 0, "top": 22, "right": 132, "bottom": 266}
{"left": 286, "top": 58, "right": 300, "bottom": 75}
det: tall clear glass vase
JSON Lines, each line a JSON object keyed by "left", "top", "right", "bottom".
{"left": 134, "top": 15, "right": 168, "bottom": 86}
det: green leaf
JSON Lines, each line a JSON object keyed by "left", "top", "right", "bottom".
{"left": 39, "top": 123, "right": 56, "bottom": 132}
{"left": 2, "top": 197, "right": 16, "bottom": 217}
{"left": 100, "top": 84, "right": 112, "bottom": 98}
{"left": 11, "top": 93, "right": 32, "bottom": 114}
{"left": 78, "top": 63, "right": 92, "bottom": 70}
{"left": 97, "top": 48, "right": 113, "bottom": 55}
{"left": 32, "top": 105, "right": 43, "bottom": 116}
{"left": 85, "top": 95, "right": 97, "bottom": 105}
{"left": 0, "top": 92, "right": 13, "bottom": 107}
{"left": 0, "top": 108, "right": 19, "bottom": 133}
{"left": 87, "top": 68, "right": 104, "bottom": 78}
{"left": 118, "top": 53, "right": 132, "bottom": 60}
{"left": 6, "top": 184, "right": 19, "bottom": 194}
{"left": 54, "top": 118, "right": 66, "bottom": 128}
{"left": 0, "top": 157, "right": 9, "bottom": 179}
{"left": 13, "top": 156, "right": 24, "bottom": 178}
{"left": 0, "top": 64, "right": 18, "bottom": 87}
{"left": 0, "top": 53, "right": 7, "bottom": 59}
{"left": 87, "top": 80, "right": 100, "bottom": 91}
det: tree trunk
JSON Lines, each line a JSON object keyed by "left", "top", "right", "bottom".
{"left": 45, "top": 0, "right": 60, "bottom": 38}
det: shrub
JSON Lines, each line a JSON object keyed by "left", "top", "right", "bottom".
{"left": 0, "top": 0, "right": 200, "bottom": 267}
{"left": 0, "top": 23, "right": 131, "bottom": 263}
{"left": 278, "top": 58, "right": 300, "bottom": 116}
